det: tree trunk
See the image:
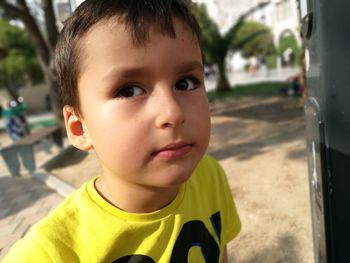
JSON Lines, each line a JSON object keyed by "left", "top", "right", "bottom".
{"left": 48, "top": 77, "right": 65, "bottom": 133}
{"left": 0, "top": 0, "right": 63, "bottom": 125}
{"left": 5, "top": 83, "right": 19, "bottom": 100}
{"left": 42, "top": 0, "right": 59, "bottom": 49}
{"left": 15, "top": 0, "right": 51, "bottom": 67}
{"left": 216, "top": 61, "right": 230, "bottom": 92}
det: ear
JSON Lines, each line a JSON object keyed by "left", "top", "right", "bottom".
{"left": 63, "top": 106, "right": 93, "bottom": 151}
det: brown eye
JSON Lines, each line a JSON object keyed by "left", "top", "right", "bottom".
{"left": 176, "top": 78, "right": 198, "bottom": 91}
{"left": 116, "top": 85, "right": 145, "bottom": 98}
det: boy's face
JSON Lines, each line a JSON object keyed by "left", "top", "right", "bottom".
{"left": 71, "top": 17, "right": 210, "bottom": 189}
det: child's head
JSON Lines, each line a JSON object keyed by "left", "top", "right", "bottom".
{"left": 55, "top": 0, "right": 201, "bottom": 112}
{"left": 56, "top": 0, "right": 211, "bottom": 198}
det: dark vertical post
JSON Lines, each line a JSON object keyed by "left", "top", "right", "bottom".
{"left": 301, "top": 0, "right": 350, "bottom": 262}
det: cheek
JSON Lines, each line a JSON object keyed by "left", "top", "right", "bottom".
{"left": 86, "top": 108, "right": 147, "bottom": 159}
{"left": 201, "top": 112, "right": 211, "bottom": 147}
{"left": 188, "top": 97, "right": 211, "bottom": 145}
{"left": 89, "top": 124, "right": 144, "bottom": 174}
{"left": 193, "top": 94, "right": 210, "bottom": 125}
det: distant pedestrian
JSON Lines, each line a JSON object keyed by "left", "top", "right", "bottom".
{"left": 260, "top": 56, "right": 268, "bottom": 77}
{"left": 3, "top": 99, "right": 30, "bottom": 142}
{"left": 249, "top": 57, "right": 259, "bottom": 76}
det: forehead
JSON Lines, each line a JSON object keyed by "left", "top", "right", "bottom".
{"left": 78, "top": 16, "right": 201, "bottom": 73}
{"left": 82, "top": 14, "right": 198, "bottom": 44}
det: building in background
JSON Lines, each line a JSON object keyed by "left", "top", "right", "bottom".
{"left": 195, "top": 0, "right": 301, "bottom": 71}
{"left": 246, "top": 0, "right": 301, "bottom": 47}
{"left": 246, "top": 0, "right": 302, "bottom": 69}
{"left": 195, "top": 0, "right": 300, "bottom": 46}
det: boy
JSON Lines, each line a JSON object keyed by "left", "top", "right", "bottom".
{"left": 3, "top": 0, "right": 240, "bottom": 262}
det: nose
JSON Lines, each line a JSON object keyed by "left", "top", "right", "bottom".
{"left": 154, "top": 88, "right": 185, "bottom": 129}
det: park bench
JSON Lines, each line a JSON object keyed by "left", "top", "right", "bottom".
{"left": 0, "top": 126, "right": 63, "bottom": 177}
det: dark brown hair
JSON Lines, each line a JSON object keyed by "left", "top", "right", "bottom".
{"left": 54, "top": 0, "right": 201, "bottom": 112}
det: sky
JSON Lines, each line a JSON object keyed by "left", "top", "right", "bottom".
{"left": 193, "top": 0, "right": 264, "bottom": 33}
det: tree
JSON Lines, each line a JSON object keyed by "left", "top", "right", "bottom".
{"left": 0, "top": 19, "right": 43, "bottom": 100}
{"left": 0, "top": 0, "right": 61, "bottom": 119}
{"left": 278, "top": 32, "right": 301, "bottom": 67}
{"left": 192, "top": 1, "right": 270, "bottom": 92}
{"left": 233, "top": 21, "right": 275, "bottom": 59}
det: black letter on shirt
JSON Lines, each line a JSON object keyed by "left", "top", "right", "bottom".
{"left": 210, "top": 211, "right": 222, "bottom": 243}
{"left": 113, "top": 212, "right": 222, "bottom": 263}
{"left": 170, "top": 216, "right": 220, "bottom": 263}
{"left": 113, "top": 255, "right": 155, "bottom": 263}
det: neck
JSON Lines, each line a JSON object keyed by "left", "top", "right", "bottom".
{"left": 94, "top": 176, "right": 180, "bottom": 213}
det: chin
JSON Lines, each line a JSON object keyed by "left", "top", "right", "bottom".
{"left": 159, "top": 166, "right": 195, "bottom": 187}
{"left": 150, "top": 151, "right": 204, "bottom": 188}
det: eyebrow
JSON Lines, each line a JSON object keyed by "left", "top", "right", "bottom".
{"left": 102, "top": 60, "right": 204, "bottom": 83}
{"left": 177, "top": 61, "right": 204, "bottom": 74}
{"left": 102, "top": 67, "right": 150, "bottom": 83}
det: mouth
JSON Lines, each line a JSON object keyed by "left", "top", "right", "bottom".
{"left": 152, "top": 142, "right": 193, "bottom": 159}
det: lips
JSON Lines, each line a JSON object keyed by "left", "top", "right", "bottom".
{"left": 152, "top": 142, "right": 193, "bottom": 159}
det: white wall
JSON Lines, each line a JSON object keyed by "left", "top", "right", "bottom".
{"left": 0, "top": 83, "right": 49, "bottom": 113}
{"left": 21, "top": 83, "right": 50, "bottom": 113}
{"left": 247, "top": 0, "right": 301, "bottom": 46}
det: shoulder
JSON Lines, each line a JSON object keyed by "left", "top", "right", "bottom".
{"left": 188, "top": 155, "right": 241, "bottom": 243}
{"left": 186, "top": 154, "right": 230, "bottom": 204}
{"left": 3, "top": 182, "right": 92, "bottom": 262}
{"left": 2, "top": 229, "right": 53, "bottom": 262}
{"left": 33, "top": 182, "right": 93, "bottom": 241}
{"left": 195, "top": 154, "right": 223, "bottom": 172}
{"left": 190, "top": 155, "right": 226, "bottom": 185}
{"left": 37, "top": 183, "right": 88, "bottom": 226}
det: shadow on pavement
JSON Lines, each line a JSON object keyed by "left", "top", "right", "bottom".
{"left": 43, "top": 146, "right": 88, "bottom": 170}
{"left": 230, "top": 234, "right": 301, "bottom": 263}
{"left": 212, "top": 98, "right": 304, "bottom": 123}
{"left": 0, "top": 176, "right": 56, "bottom": 220}
{"left": 208, "top": 97, "right": 306, "bottom": 161}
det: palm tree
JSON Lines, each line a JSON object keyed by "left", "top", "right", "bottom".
{"left": 192, "top": 1, "right": 270, "bottom": 92}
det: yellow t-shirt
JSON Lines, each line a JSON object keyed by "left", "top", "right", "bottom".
{"left": 3, "top": 155, "right": 240, "bottom": 263}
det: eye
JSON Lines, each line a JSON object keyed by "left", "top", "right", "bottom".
{"left": 115, "top": 85, "right": 145, "bottom": 98}
{"left": 175, "top": 77, "right": 199, "bottom": 91}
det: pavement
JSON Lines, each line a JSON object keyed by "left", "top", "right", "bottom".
{"left": 205, "top": 66, "right": 299, "bottom": 92}
{"left": 0, "top": 176, "right": 64, "bottom": 259}
{"left": 0, "top": 66, "right": 300, "bottom": 260}
{"left": 0, "top": 132, "right": 68, "bottom": 260}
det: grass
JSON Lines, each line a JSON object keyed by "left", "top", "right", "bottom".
{"left": 0, "top": 117, "right": 57, "bottom": 133}
{"left": 29, "top": 118, "right": 57, "bottom": 129}
{"left": 207, "top": 81, "right": 289, "bottom": 102}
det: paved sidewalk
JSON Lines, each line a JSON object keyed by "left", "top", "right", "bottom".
{"left": 0, "top": 132, "right": 66, "bottom": 260}
{"left": 0, "top": 175, "right": 63, "bottom": 260}
{"left": 205, "top": 67, "right": 300, "bottom": 91}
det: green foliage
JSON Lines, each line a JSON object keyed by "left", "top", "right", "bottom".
{"left": 191, "top": 3, "right": 222, "bottom": 65}
{"left": 0, "top": 19, "right": 43, "bottom": 91}
{"left": 191, "top": 2, "right": 272, "bottom": 92}
{"left": 233, "top": 21, "right": 275, "bottom": 58}
{"left": 207, "top": 81, "right": 288, "bottom": 101}
{"left": 266, "top": 54, "right": 277, "bottom": 69}
{"left": 191, "top": 3, "right": 236, "bottom": 91}
{"left": 278, "top": 32, "right": 301, "bottom": 66}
